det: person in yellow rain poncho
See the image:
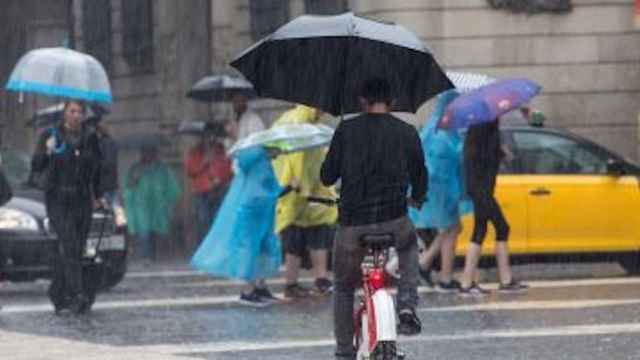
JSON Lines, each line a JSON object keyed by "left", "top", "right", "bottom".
{"left": 272, "top": 105, "right": 338, "bottom": 300}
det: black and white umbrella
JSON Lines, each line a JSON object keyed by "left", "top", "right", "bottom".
{"left": 231, "top": 12, "right": 452, "bottom": 115}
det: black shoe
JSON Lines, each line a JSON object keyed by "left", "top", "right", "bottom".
{"left": 458, "top": 282, "right": 490, "bottom": 298}
{"left": 435, "top": 279, "right": 462, "bottom": 294}
{"left": 284, "top": 283, "right": 311, "bottom": 300}
{"left": 397, "top": 308, "right": 422, "bottom": 336}
{"left": 69, "top": 295, "right": 92, "bottom": 315}
{"left": 418, "top": 267, "right": 434, "bottom": 288}
{"left": 313, "top": 278, "right": 333, "bottom": 295}
{"left": 334, "top": 350, "right": 356, "bottom": 360}
{"left": 498, "top": 280, "right": 529, "bottom": 294}
{"left": 253, "top": 287, "right": 281, "bottom": 304}
{"left": 238, "top": 291, "right": 269, "bottom": 307}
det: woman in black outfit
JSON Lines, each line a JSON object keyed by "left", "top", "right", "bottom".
{"left": 31, "top": 100, "right": 106, "bottom": 314}
{"left": 458, "top": 119, "right": 528, "bottom": 297}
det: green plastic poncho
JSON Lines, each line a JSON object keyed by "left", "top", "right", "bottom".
{"left": 123, "top": 161, "right": 181, "bottom": 236}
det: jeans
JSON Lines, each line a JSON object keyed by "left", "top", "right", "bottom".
{"left": 332, "top": 216, "right": 419, "bottom": 355}
{"left": 137, "top": 232, "right": 157, "bottom": 261}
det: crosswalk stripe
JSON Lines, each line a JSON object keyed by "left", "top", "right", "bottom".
{"left": 127, "top": 322, "right": 640, "bottom": 355}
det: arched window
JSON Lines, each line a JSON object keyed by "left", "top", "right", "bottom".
{"left": 122, "top": 0, "right": 154, "bottom": 71}
{"left": 82, "top": 0, "right": 112, "bottom": 70}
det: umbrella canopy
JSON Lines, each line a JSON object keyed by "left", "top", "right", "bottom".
{"left": 439, "top": 78, "right": 542, "bottom": 130}
{"left": 5, "top": 47, "right": 112, "bottom": 104}
{"left": 115, "top": 133, "right": 170, "bottom": 151}
{"left": 227, "top": 123, "right": 334, "bottom": 156}
{"left": 186, "top": 75, "right": 256, "bottom": 102}
{"left": 231, "top": 12, "right": 452, "bottom": 115}
{"left": 446, "top": 71, "right": 496, "bottom": 93}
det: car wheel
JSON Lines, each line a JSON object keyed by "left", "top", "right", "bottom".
{"left": 619, "top": 253, "right": 640, "bottom": 275}
{"left": 100, "top": 269, "right": 126, "bottom": 291}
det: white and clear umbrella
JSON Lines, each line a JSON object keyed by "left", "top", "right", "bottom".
{"left": 228, "top": 123, "right": 334, "bottom": 157}
{"left": 5, "top": 47, "right": 112, "bottom": 104}
{"left": 446, "top": 71, "right": 496, "bottom": 93}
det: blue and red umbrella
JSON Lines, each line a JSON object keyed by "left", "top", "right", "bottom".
{"left": 438, "top": 78, "right": 541, "bottom": 129}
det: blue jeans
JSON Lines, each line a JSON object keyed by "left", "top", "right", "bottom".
{"left": 137, "top": 232, "right": 157, "bottom": 261}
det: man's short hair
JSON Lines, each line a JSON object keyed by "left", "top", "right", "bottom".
{"left": 359, "top": 78, "right": 393, "bottom": 105}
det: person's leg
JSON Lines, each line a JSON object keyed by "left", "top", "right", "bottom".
{"left": 308, "top": 225, "right": 333, "bottom": 294}
{"left": 333, "top": 225, "right": 365, "bottom": 357}
{"left": 393, "top": 217, "right": 422, "bottom": 335}
{"left": 137, "top": 232, "right": 153, "bottom": 262}
{"left": 281, "top": 227, "right": 310, "bottom": 298}
{"left": 460, "top": 193, "right": 490, "bottom": 290}
{"left": 439, "top": 223, "right": 462, "bottom": 284}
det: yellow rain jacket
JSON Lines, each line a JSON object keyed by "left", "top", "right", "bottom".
{"left": 271, "top": 105, "right": 338, "bottom": 233}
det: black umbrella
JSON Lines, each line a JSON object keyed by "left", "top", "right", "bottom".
{"left": 230, "top": 12, "right": 453, "bottom": 115}
{"left": 176, "top": 120, "right": 227, "bottom": 137}
{"left": 115, "top": 133, "right": 170, "bottom": 151}
{"left": 186, "top": 75, "right": 257, "bottom": 102}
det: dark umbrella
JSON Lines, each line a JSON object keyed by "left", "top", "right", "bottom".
{"left": 115, "top": 133, "right": 170, "bottom": 151}
{"left": 176, "top": 121, "right": 227, "bottom": 137}
{"left": 230, "top": 12, "right": 453, "bottom": 115}
{"left": 186, "top": 75, "right": 256, "bottom": 102}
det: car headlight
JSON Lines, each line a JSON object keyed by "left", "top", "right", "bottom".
{"left": 0, "top": 208, "right": 39, "bottom": 232}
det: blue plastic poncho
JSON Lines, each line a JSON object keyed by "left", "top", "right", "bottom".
{"left": 410, "top": 89, "right": 472, "bottom": 230}
{"left": 190, "top": 147, "right": 283, "bottom": 281}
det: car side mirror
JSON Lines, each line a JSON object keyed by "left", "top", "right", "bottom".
{"left": 606, "top": 159, "right": 626, "bottom": 176}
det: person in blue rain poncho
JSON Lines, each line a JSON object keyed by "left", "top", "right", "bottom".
{"left": 408, "top": 89, "right": 471, "bottom": 293}
{"left": 191, "top": 145, "right": 298, "bottom": 306}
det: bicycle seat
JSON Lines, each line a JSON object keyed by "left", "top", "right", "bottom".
{"left": 359, "top": 233, "right": 395, "bottom": 250}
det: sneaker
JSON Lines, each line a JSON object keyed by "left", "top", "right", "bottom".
{"left": 418, "top": 267, "right": 434, "bottom": 288}
{"left": 284, "top": 283, "right": 311, "bottom": 300}
{"left": 253, "top": 287, "right": 281, "bottom": 303}
{"left": 458, "top": 283, "right": 490, "bottom": 298}
{"left": 498, "top": 280, "right": 529, "bottom": 294}
{"left": 435, "top": 279, "right": 462, "bottom": 294}
{"left": 239, "top": 291, "right": 270, "bottom": 307}
{"left": 397, "top": 308, "right": 422, "bottom": 336}
{"left": 313, "top": 278, "right": 333, "bottom": 295}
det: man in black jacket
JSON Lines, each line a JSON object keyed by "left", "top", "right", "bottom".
{"left": 31, "top": 100, "right": 106, "bottom": 314}
{"left": 321, "top": 78, "right": 427, "bottom": 359}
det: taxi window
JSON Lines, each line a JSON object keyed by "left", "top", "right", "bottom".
{"left": 512, "top": 131, "right": 608, "bottom": 175}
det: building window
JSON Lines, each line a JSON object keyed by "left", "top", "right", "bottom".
{"left": 249, "top": 0, "right": 290, "bottom": 40}
{"left": 82, "top": 0, "right": 112, "bottom": 70}
{"left": 304, "top": 0, "right": 348, "bottom": 15}
{"left": 122, "top": 0, "right": 154, "bottom": 71}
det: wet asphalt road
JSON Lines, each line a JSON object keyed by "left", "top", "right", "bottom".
{"left": 2, "top": 261, "right": 640, "bottom": 359}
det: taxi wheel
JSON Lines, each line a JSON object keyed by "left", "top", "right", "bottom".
{"left": 619, "top": 253, "right": 640, "bottom": 275}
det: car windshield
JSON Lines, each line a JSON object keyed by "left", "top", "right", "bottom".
{"left": 0, "top": 147, "right": 32, "bottom": 189}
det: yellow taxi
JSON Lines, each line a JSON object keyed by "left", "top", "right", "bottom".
{"left": 455, "top": 125, "right": 640, "bottom": 273}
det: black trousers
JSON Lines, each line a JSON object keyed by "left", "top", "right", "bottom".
{"left": 46, "top": 193, "right": 93, "bottom": 308}
{"left": 469, "top": 189, "right": 510, "bottom": 245}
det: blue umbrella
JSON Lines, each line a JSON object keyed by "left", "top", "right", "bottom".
{"left": 438, "top": 78, "right": 541, "bottom": 130}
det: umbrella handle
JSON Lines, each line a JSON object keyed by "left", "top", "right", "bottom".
{"left": 19, "top": 92, "right": 24, "bottom": 104}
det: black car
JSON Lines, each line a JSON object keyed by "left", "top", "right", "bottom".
{"left": 0, "top": 147, "right": 128, "bottom": 290}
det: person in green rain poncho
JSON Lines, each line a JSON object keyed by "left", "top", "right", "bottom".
{"left": 124, "top": 145, "right": 181, "bottom": 263}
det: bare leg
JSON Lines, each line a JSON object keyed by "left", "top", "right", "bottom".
{"left": 285, "top": 254, "right": 301, "bottom": 285}
{"left": 310, "top": 249, "right": 329, "bottom": 279}
{"left": 439, "top": 224, "right": 462, "bottom": 283}
{"left": 495, "top": 241, "right": 513, "bottom": 285}
{"left": 461, "top": 242, "right": 482, "bottom": 289}
{"left": 419, "top": 233, "right": 443, "bottom": 271}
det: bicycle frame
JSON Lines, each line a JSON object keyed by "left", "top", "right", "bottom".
{"left": 355, "top": 246, "right": 398, "bottom": 359}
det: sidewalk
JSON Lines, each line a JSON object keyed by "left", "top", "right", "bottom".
{"left": 0, "top": 329, "right": 197, "bottom": 360}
